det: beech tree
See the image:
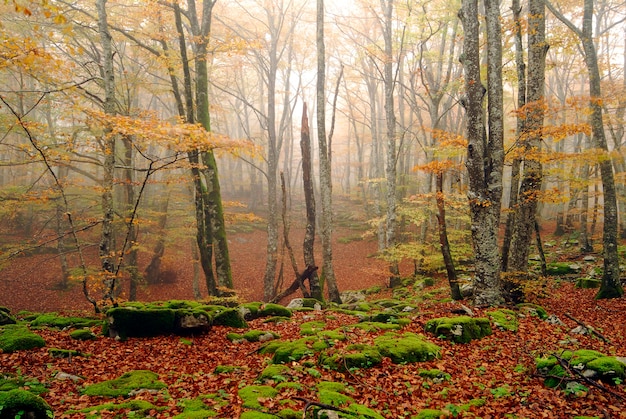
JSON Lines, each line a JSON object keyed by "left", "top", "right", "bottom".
{"left": 547, "top": 0, "right": 623, "bottom": 299}
{"left": 459, "top": 0, "right": 505, "bottom": 306}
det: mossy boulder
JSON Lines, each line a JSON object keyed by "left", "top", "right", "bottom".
{"left": 174, "top": 309, "right": 212, "bottom": 334}
{"left": 374, "top": 332, "right": 441, "bottom": 363}
{"left": 260, "top": 337, "right": 329, "bottom": 364}
{"left": 259, "top": 303, "right": 292, "bottom": 318}
{"left": 300, "top": 321, "right": 326, "bottom": 336}
{"left": 487, "top": 309, "right": 519, "bottom": 332}
{"left": 425, "top": 316, "right": 492, "bottom": 343}
{"left": 106, "top": 307, "right": 176, "bottom": 339}
{"left": 0, "top": 389, "right": 53, "bottom": 418}
{"left": 0, "top": 324, "right": 46, "bottom": 352}
{"left": 30, "top": 313, "right": 101, "bottom": 329}
{"left": 586, "top": 356, "right": 625, "bottom": 381}
{"left": 576, "top": 277, "right": 601, "bottom": 289}
{"left": 320, "top": 344, "right": 383, "bottom": 371}
{"left": 0, "top": 307, "right": 16, "bottom": 325}
{"left": 213, "top": 308, "right": 247, "bottom": 328}
{"left": 69, "top": 400, "right": 159, "bottom": 419}
{"left": 546, "top": 262, "right": 580, "bottom": 276}
{"left": 69, "top": 328, "right": 97, "bottom": 341}
{"left": 536, "top": 349, "right": 626, "bottom": 389}
{"left": 258, "top": 364, "right": 291, "bottom": 383}
{"left": 227, "top": 330, "right": 278, "bottom": 343}
{"left": 81, "top": 370, "right": 167, "bottom": 398}
{"left": 517, "top": 303, "right": 548, "bottom": 319}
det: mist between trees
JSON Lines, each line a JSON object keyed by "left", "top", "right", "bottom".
{"left": 0, "top": 0, "right": 624, "bottom": 311}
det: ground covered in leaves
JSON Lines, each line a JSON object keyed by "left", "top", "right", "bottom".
{"left": 2, "top": 279, "right": 626, "bottom": 418}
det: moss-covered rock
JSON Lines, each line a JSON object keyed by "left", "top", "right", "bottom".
{"left": 30, "top": 313, "right": 101, "bottom": 329}
{"left": 418, "top": 369, "right": 451, "bottom": 383}
{"left": 487, "top": 309, "right": 519, "bottom": 332}
{"left": 374, "top": 332, "right": 441, "bottom": 363}
{"left": 0, "top": 324, "right": 46, "bottom": 352}
{"left": 0, "top": 389, "right": 53, "bottom": 418}
{"left": 106, "top": 307, "right": 176, "bottom": 339}
{"left": 69, "top": 328, "right": 97, "bottom": 341}
{"left": 586, "top": 356, "right": 625, "bottom": 381}
{"left": 260, "top": 337, "right": 329, "bottom": 364}
{"left": 238, "top": 385, "right": 278, "bottom": 409}
{"left": 174, "top": 309, "right": 212, "bottom": 334}
{"left": 424, "top": 316, "right": 492, "bottom": 343}
{"left": 213, "top": 308, "right": 247, "bottom": 328}
{"left": 517, "top": 303, "right": 548, "bottom": 319}
{"left": 537, "top": 349, "right": 625, "bottom": 389}
{"left": 576, "top": 277, "right": 601, "bottom": 289}
{"left": 259, "top": 303, "right": 292, "bottom": 318}
{"left": 320, "top": 344, "right": 383, "bottom": 371}
{"left": 412, "top": 409, "right": 444, "bottom": 419}
{"left": 81, "top": 370, "right": 167, "bottom": 398}
{"left": 0, "top": 306, "right": 16, "bottom": 325}
{"left": 258, "top": 364, "right": 291, "bottom": 383}
{"left": 300, "top": 321, "right": 326, "bottom": 336}
{"left": 227, "top": 330, "right": 278, "bottom": 343}
{"left": 546, "top": 262, "right": 580, "bottom": 276}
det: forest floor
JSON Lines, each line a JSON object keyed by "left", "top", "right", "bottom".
{"left": 1, "top": 218, "right": 626, "bottom": 418}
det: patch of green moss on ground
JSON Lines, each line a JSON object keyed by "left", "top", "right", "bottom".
{"left": 70, "top": 400, "right": 159, "bottom": 418}
{"left": 576, "top": 277, "right": 601, "bottom": 289}
{"left": 487, "top": 309, "right": 519, "bottom": 332}
{"left": 0, "top": 373, "right": 47, "bottom": 394}
{"left": 48, "top": 348, "right": 87, "bottom": 358}
{"left": 300, "top": 321, "right": 326, "bottom": 335}
{"left": 586, "top": 357, "right": 625, "bottom": 379}
{"left": 238, "top": 385, "right": 278, "bottom": 409}
{"left": 546, "top": 262, "right": 579, "bottom": 275}
{"left": 516, "top": 303, "right": 548, "bottom": 319}
{"left": 263, "top": 316, "right": 292, "bottom": 324}
{"left": 412, "top": 409, "right": 444, "bottom": 419}
{"left": 30, "top": 313, "right": 102, "bottom": 329}
{"left": 258, "top": 364, "right": 291, "bottom": 382}
{"left": 374, "top": 332, "right": 441, "bottom": 364}
{"left": 276, "top": 382, "right": 303, "bottom": 391}
{"left": 418, "top": 369, "right": 451, "bottom": 382}
{"left": 318, "top": 390, "right": 353, "bottom": 407}
{"left": 345, "top": 403, "right": 385, "bottom": 419}
{"left": 0, "top": 324, "right": 46, "bottom": 352}
{"left": 318, "top": 329, "right": 346, "bottom": 341}
{"left": 0, "top": 389, "right": 53, "bottom": 418}
{"left": 81, "top": 370, "right": 167, "bottom": 398}
{"left": 349, "top": 321, "right": 402, "bottom": 332}
{"left": 424, "top": 316, "right": 492, "bottom": 343}
{"left": 568, "top": 349, "right": 604, "bottom": 365}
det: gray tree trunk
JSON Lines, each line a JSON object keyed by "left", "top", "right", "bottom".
{"left": 317, "top": 0, "right": 341, "bottom": 303}
{"left": 547, "top": 0, "right": 623, "bottom": 299}
{"left": 508, "top": 0, "right": 549, "bottom": 272}
{"left": 459, "top": 0, "right": 505, "bottom": 306}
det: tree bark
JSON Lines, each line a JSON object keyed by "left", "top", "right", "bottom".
{"left": 301, "top": 102, "right": 323, "bottom": 300}
{"left": 459, "top": 0, "right": 505, "bottom": 306}
{"left": 436, "top": 172, "right": 461, "bottom": 300}
{"left": 317, "top": 0, "right": 341, "bottom": 303}
{"left": 547, "top": 0, "right": 623, "bottom": 299}
{"left": 508, "top": 0, "right": 548, "bottom": 272}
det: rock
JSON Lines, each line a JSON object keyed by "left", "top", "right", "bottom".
{"left": 583, "top": 255, "right": 596, "bottom": 262}
{"left": 176, "top": 312, "right": 211, "bottom": 333}
{"left": 425, "top": 316, "right": 492, "bottom": 343}
{"left": 570, "top": 325, "right": 590, "bottom": 335}
{"left": 340, "top": 290, "right": 366, "bottom": 304}
{"left": 545, "top": 315, "right": 565, "bottom": 326}
{"left": 0, "top": 307, "right": 16, "bottom": 325}
{"left": 460, "top": 283, "right": 474, "bottom": 298}
{"left": 286, "top": 298, "right": 304, "bottom": 309}
{"left": 55, "top": 371, "right": 83, "bottom": 382}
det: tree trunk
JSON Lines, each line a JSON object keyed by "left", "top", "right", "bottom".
{"left": 317, "top": 0, "right": 341, "bottom": 303}
{"left": 459, "top": 0, "right": 505, "bottom": 306}
{"left": 508, "top": 0, "right": 548, "bottom": 272}
{"left": 436, "top": 172, "right": 461, "bottom": 300}
{"left": 301, "top": 102, "right": 323, "bottom": 300}
{"left": 96, "top": 0, "right": 117, "bottom": 306}
{"left": 547, "top": 0, "right": 623, "bottom": 298}
{"left": 144, "top": 194, "right": 170, "bottom": 284}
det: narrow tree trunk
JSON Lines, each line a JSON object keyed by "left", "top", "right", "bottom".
{"left": 301, "top": 102, "right": 323, "bottom": 300}
{"left": 317, "top": 0, "right": 341, "bottom": 303}
{"left": 436, "top": 172, "right": 461, "bottom": 300}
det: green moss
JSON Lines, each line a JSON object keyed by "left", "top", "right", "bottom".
{"left": 586, "top": 357, "right": 625, "bottom": 379}
{"left": 239, "top": 302, "right": 262, "bottom": 319}
{"left": 318, "top": 329, "right": 346, "bottom": 341}
{"left": 544, "top": 364, "right": 566, "bottom": 388}
{"left": 69, "top": 328, "right": 97, "bottom": 340}
{"left": 0, "top": 374, "right": 47, "bottom": 394}
{"left": 164, "top": 300, "right": 201, "bottom": 310}
{"left": 71, "top": 400, "right": 158, "bottom": 419}
{"left": 0, "top": 307, "right": 16, "bottom": 325}
{"left": 276, "top": 382, "right": 303, "bottom": 391}
{"left": 576, "top": 277, "right": 601, "bottom": 289}
{"left": 349, "top": 321, "right": 402, "bottom": 332}
{"left": 516, "top": 303, "right": 548, "bottom": 319}
{"left": 568, "top": 349, "right": 604, "bottom": 365}
{"left": 30, "top": 313, "right": 101, "bottom": 329}
{"left": 317, "top": 381, "right": 346, "bottom": 393}
{"left": 81, "top": 370, "right": 166, "bottom": 398}
{"left": 259, "top": 303, "right": 292, "bottom": 318}
{"left": 263, "top": 316, "right": 292, "bottom": 324}
{"left": 214, "top": 365, "right": 242, "bottom": 374}
{"left": 0, "top": 389, "right": 53, "bottom": 418}
{"left": 238, "top": 385, "right": 278, "bottom": 409}
{"left": 320, "top": 344, "right": 382, "bottom": 371}
{"left": 487, "top": 309, "right": 519, "bottom": 332}
{"left": 412, "top": 409, "right": 444, "bottom": 419}
{"left": 374, "top": 332, "right": 441, "bottom": 364}
{"left": 318, "top": 390, "right": 353, "bottom": 407}
{"left": 300, "top": 321, "right": 326, "bottom": 336}
{"left": 418, "top": 369, "right": 451, "bottom": 382}
{"left": 424, "top": 316, "right": 492, "bottom": 343}
{"left": 0, "top": 324, "right": 46, "bottom": 352}
{"left": 346, "top": 403, "right": 385, "bottom": 419}
{"left": 546, "top": 262, "right": 579, "bottom": 275}
{"left": 106, "top": 307, "right": 176, "bottom": 338}
{"left": 240, "top": 411, "right": 278, "bottom": 419}
{"left": 365, "top": 285, "right": 383, "bottom": 294}
{"left": 213, "top": 308, "right": 247, "bottom": 328}
{"left": 227, "top": 330, "right": 278, "bottom": 343}
{"left": 276, "top": 407, "right": 302, "bottom": 419}
{"left": 172, "top": 411, "right": 217, "bottom": 418}
{"left": 259, "top": 364, "right": 291, "bottom": 382}
{"left": 260, "top": 337, "right": 328, "bottom": 364}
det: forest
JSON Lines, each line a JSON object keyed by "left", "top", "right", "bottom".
{"left": 1, "top": 0, "right": 626, "bottom": 418}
